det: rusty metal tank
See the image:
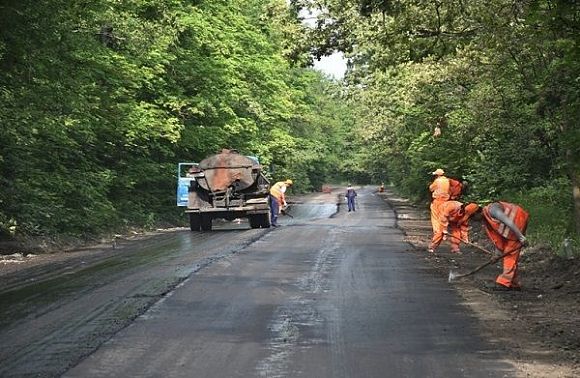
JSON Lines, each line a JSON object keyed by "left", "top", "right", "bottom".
{"left": 197, "top": 149, "right": 261, "bottom": 192}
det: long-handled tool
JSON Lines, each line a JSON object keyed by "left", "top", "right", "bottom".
{"left": 281, "top": 206, "right": 294, "bottom": 218}
{"left": 448, "top": 246, "right": 519, "bottom": 282}
{"left": 445, "top": 233, "right": 492, "bottom": 255}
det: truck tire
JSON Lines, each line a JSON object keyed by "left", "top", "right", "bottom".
{"left": 189, "top": 214, "right": 201, "bottom": 231}
{"left": 260, "top": 213, "right": 271, "bottom": 228}
{"left": 200, "top": 214, "right": 212, "bottom": 231}
{"left": 248, "top": 215, "right": 261, "bottom": 229}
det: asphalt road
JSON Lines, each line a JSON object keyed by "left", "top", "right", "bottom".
{"left": 1, "top": 187, "right": 515, "bottom": 377}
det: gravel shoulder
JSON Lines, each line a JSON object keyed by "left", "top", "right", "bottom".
{"left": 379, "top": 189, "right": 580, "bottom": 378}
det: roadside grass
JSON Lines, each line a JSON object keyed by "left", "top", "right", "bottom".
{"left": 510, "top": 178, "right": 579, "bottom": 258}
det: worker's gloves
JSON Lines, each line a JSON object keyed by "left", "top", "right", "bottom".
{"left": 519, "top": 236, "right": 528, "bottom": 246}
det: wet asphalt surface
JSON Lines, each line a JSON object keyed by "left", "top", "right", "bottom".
{"left": 0, "top": 188, "right": 515, "bottom": 377}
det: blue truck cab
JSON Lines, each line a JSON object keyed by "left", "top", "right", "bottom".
{"left": 176, "top": 162, "right": 200, "bottom": 207}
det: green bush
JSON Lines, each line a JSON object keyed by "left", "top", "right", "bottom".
{"left": 510, "top": 177, "right": 578, "bottom": 256}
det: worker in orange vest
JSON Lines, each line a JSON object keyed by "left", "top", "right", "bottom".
{"left": 428, "top": 168, "right": 450, "bottom": 253}
{"left": 269, "top": 179, "right": 293, "bottom": 227}
{"left": 470, "top": 202, "right": 529, "bottom": 290}
{"left": 428, "top": 202, "right": 480, "bottom": 254}
{"left": 483, "top": 202, "right": 529, "bottom": 290}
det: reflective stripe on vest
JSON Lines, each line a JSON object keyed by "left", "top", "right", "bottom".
{"left": 497, "top": 204, "right": 517, "bottom": 238}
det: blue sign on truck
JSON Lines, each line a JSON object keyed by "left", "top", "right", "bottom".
{"left": 176, "top": 162, "right": 199, "bottom": 207}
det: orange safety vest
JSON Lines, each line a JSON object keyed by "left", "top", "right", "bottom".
{"left": 429, "top": 176, "right": 450, "bottom": 200}
{"left": 442, "top": 201, "right": 464, "bottom": 223}
{"left": 482, "top": 202, "right": 529, "bottom": 247}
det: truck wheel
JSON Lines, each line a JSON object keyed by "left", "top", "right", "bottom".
{"left": 248, "top": 215, "right": 261, "bottom": 229}
{"left": 200, "top": 215, "right": 212, "bottom": 231}
{"left": 260, "top": 213, "right": 271, "bottom": 228}
{"left": 189, "top": 214, "right": 201, "bottom": 231}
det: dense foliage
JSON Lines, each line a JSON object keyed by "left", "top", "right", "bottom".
{"left": 0, "top": 0, "right": 353, "bottom": 241}
{"left": 2, "top": 1, "right": 578, "bottom": 255}
{"left": 297, "top": 0, "right": 580, "bottom": 251}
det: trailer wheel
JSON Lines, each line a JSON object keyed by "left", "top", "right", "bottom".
{"left": 260, "top": 213, "right": 271, "bottom": 228}
{"left": 248, "top": 215, "right": 261, "bottom": 229}
{"left": 200, "top": 215, "right": 212, "bottom": 231}
{"left": 189, "top": 214, "right": 201, "bottom": 231}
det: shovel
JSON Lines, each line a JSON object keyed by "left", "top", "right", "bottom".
{"left": 281, "top": 206, "right": 294, "bottom": 218}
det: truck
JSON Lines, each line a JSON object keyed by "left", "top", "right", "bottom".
{"left": 177, "top": 149, "right": 271, "bottom": 231}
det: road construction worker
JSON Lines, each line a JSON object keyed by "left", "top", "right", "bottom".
{"left": 483, "top": 202, "right": 529, "bottom": 290}
{"left": 428, "top": 168, "right": 450, "bottom": 253}
{"left": 469, "top": 202, "right": 529, "bottom": 290}
{"left": 428, "top": 202, "right": 480, "bottom": 254}
{"left": 345, "top": 184, "right": 357, "bottom": 212}
{"left": 269, "top": 179, "right": 293, "bottom": 227}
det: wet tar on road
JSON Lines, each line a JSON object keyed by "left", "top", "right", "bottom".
{"left": 0, "top": 187, "right": 514, "bottom": 377}
{"left": 64, "top": 187, "right": 513, "bottom": 377}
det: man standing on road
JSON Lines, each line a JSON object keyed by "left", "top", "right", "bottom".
{"left": 428, "top": 168, "right": 450, "bottom": 253}
{"left": 470, "top": 202, "right": 529, "bottom": 290}
{"left": 428, "top": 202, "right": 479, "bottom": 254}
{"left": 269, "top": 179, "right": 293, "bottom": 227}
{"left": 345, "top": 184, "right": 357, "bottom": 212}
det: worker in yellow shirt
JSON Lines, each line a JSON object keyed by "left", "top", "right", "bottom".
{"left": 269, "top": 179, "right": 293, "bottom": 227}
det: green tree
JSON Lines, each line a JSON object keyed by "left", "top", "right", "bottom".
{"left": 299, "top": 0, "right": 580, "bottom": 247}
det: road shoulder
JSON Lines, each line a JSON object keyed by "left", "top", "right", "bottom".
{"left": 379, "top": 188, "right": 580, "bottom": 378}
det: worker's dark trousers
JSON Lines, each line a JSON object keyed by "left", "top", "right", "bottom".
{"left": 269, "top": 195, "right": 279, "bottom": 225}
{"left": 347, "top": 196, "right": 356, "bottom": 211}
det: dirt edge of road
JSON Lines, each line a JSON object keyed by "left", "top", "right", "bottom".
{"left": 0, "top": 228, "right": 183, "bottom": 276}
{"left": 379, "top": 189, "right": 580, "bottom": 378}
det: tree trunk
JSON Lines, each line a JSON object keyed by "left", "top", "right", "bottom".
{"left": 572, "top": 171, "right": 580, "bottom": 236}
{"left": 563, "top": 120, "right": 580, "bottom": 236}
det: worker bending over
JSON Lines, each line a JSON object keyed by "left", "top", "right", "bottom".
{"left": 471, "top": 202, "right": 529, "bottom": 290}
{"left": 269, "top": 179, "right": 293, "bottom": 227}
{"left": 429, "top": 202, "right": 479, "bottom": 254}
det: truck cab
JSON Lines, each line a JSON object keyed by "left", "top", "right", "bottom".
{"left": 176, "top": 162, "right": 200, "bottom": 207}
